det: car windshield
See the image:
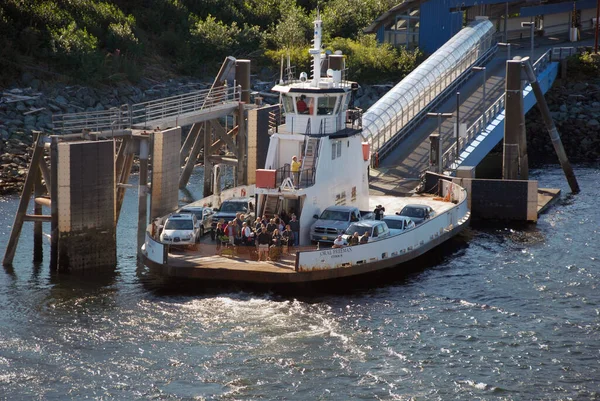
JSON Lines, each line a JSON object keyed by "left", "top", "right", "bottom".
{"left": 346, "top": 223, "right": 370, "bottom": 235}
{"left": 220, "top": 202, "right": 246, "bottom": 213}
{"left": 383, "top": 218, "right": 405, "bottom": 229}
{"left": 400, "top": 206, "right": 424, "bottom": 218}
{"left": 180, "top": 209, "right": 202, "bottom": 219}
{"left": 320, "top": 210, "right": 350, "bottom": 221}
{"left": 165, "top": 219, "right": 193, "bottom": 230}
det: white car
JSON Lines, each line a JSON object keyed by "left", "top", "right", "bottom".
{"left": 342, "top": 220, "right": 391, "bottom": 244}
{"left": 160, "top": 213, "right": 201, "bottom": 246}
{"left": 383, "top": 215, "right": 416, "bottom": 236}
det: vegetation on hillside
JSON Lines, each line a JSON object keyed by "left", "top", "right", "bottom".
{"left": 0, "top": 0, "right": 424, "bottom": 85}
{"left": 566, "top": 51, "right": 600, "bottom": 80}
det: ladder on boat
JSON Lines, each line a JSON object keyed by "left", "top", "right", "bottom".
{"left": 262, "top": 195, "right": 280, "bottom": 218}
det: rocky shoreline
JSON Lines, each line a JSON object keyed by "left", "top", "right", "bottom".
{"left": 1, "top": 65, "right": 598, "bottom": 196}
{"left": 526, "top": 74, "right": 600, "bottom": 165}
{"left": 0, "top": 75, "right": 217, "bottom": 195}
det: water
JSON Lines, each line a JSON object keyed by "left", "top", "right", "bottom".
{"left": 1, "top": 165, "right": 599, "bottom": 400}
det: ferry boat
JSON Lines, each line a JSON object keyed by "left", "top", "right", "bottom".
{"left": 140, "top": 13, "right": 471, "bottom": 288}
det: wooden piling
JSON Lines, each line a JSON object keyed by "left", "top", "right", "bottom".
{"left": 137, "top": 137, "right": 149, "bottom": 255}
{"left": 50, "top": 136, "right": 59, "bottom": 270}
{"left": 203, "top": 121, "right": 212, "bottom": 197}
{"left": 503, "top": 60, "right": 524, "bottom": 180}
{"left": 179, "top": 123, "right": 204, "bottom": 189}
{"left": 522, "top": 59, "right": 580, "bottom": 193}
{"left": 2, "top": 132, "right": 46, "bottom": 266}
{"left": 33, "top": 172, "right": 43, "bottom": 262}
{"left": 236, "top": 102, "right": 246, "bottom": 185}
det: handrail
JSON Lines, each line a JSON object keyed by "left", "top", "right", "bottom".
{"left": 375, "top": 43, "right": 498, "bottom": 161}
{"left": 274, "top": 164, "right": 316, "bottom": 189}
{"left": 440, "top": 49, "right": 552, "bottom": 170}
{"left": 130, "top": 85, "right": 240, "bottom": 128}
{"left": 52, "top": 85, "right": 240, "bottom": 134}
{"left": 52, "top": 105, "right": 131, "bottom": 134}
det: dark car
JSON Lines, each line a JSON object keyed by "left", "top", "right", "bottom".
{"left": 210, "top": 197, "right": 255, "bottom": 239}
{"left": 396, "top": 204, "right": 434, "bottom": 225}
{"left": 178, "top": 206, "right": 214, "bottom": 237}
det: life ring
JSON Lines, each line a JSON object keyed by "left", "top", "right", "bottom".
{"left": 241, "top": 188, "right": 247, "bottom": 197}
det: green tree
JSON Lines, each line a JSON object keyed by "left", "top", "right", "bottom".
{"left": 321, "top": 0, "right": 393, "bottom": 40}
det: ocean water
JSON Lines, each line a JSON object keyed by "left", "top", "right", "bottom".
{"left": 0, "top": 165, "right": 599, "bottom": 400}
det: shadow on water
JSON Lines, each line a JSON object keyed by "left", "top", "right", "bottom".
{"left": 137, "top": 234, "right": 471, "bottom": 300}
{"left": 44, "top": 265, "right": 120, "bottom": 301}
{"left": 470, "top": 220, "right": 546, "bottom": 246}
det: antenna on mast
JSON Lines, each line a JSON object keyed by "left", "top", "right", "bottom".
{"left": 309, "top": 10, "right": 323, "bottom": 87}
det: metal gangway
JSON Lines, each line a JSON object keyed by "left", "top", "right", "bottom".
{"left": 363, "top": 18, "right": 496, "bottom": 161}
{"left": 442, "top": 47, "right": 567, "bottom": 171}
{"left": 52, "top": 84, "right": 241, "bottom": 135}
{"left": 364, "top": 18, "right": 576, "bottom": 179}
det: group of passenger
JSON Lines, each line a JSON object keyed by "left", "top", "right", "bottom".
{"left": 215, "top": 211, "right": 300, "bottom": 262}
{"left": 332, "top": 231, "right": 370, "bottom": 248}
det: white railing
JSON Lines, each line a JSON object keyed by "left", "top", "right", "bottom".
{"left": 130, "top": 85, "right": 240, "bottom": 128}
{"left": 296, "top": 179, "right": 470, "bottom": 271}
{"left": 52, "top": 105, "right": 131, "bottom": 134}
{"left": 441, "top": 48, "right": 553, "bottom": 170}
{"left": 374, "top": 44, "right": 498, "bottom": 160}
{"left": 53, "top": 85, "right": 240, "bottom": 134}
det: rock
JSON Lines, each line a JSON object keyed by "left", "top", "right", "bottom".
{"left": 21, "top": 72, "right": 35, "bottom": 86}
{"left": 587, "top": 119, "right": 599, "bottom": 127}
{"left": 54, "top": 95, "right": 68, "bottom": 105}
{"left": 84, "top": 95, "right": 96, "bottom": 108}
{"left": 559, "top": 104, "right": 567, "bottom": 112}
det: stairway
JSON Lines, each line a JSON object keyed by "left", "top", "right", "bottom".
{"left": 301, "top": 138, "right": 320, "bottom": 171}
{"left": 262, "top": 195, "right": 280, "bottom": 218}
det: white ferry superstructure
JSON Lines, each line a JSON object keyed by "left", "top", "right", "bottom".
{"left": 141, "top": 13, "right": 471, "bottom": 288}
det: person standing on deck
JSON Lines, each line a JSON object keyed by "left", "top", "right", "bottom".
{"left": 235, "top": 213, "right": 244, "bottom": 237}
{"left": 226, "top": 221, "right": 236, "bottom": 245}
{"left": 289, "top": 214, "right": 300, "bottom": 247}
{"left": 257, "top": 227, "right": 271, "bottom": 261}
{"left": 291, "top": 155, "right": 301, "bottom": 185}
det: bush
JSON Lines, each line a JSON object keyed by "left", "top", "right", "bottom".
{"left": 567, "top": 52, "right": 600, "bottom": 78}
{"left": 328, "top": 35, "right": 423, "bottom": 83}
{"left": 321, "top": 0, "right": 393, "bottom": 40}
{"left": 190, "top": 15, "right": 241, "bottom": 60}
{"left": 50, "top": 21, "right": 101, "bottom": 80}
{"left": 264, "top": 46, "right": 312, "bottom": 79}
{"left": 106, "top": 22, "right": 141, "bottom": 55}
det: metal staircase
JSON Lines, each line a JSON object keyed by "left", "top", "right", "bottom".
{"left": 262, "top": 195, "right": 280, "bottom": 218}
{"left": 301, "top": 137, "right": 320, "bottom": 172}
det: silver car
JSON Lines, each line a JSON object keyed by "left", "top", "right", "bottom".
{"left": 396, "top": 204, "right": 434, "bottom": 225}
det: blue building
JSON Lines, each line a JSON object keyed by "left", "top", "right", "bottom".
{"left": 365, "top": 0, "right": 598, "bottom": 54}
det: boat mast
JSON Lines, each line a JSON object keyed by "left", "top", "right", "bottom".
{"left": 309, "top": 12, "right": 322, "bottom": 88}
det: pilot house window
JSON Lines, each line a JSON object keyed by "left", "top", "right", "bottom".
{"left": 317, "top": 96, "right": 337, "bottom": 115}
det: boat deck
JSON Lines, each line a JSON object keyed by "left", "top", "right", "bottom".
{"left": 160, "top": 193, "right": 457, "bottom": 273}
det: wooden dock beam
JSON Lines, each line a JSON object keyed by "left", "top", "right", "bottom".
{"left": 2, "top": 132, "right": 46, "bottom": 266}
{"left": 137, "top": 136, "right": 149, "bottom": 255}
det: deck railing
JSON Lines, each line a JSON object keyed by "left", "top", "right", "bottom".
{"left": 275, "top": 164, "right": 316, "bottom": 189}
{"left": 440, "top": 48, "right": 552, "bottom": 170}
{"left": 53, "top": 85, "right": 240, "bottom": 134}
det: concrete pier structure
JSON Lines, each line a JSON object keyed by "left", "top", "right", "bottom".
{"left": 57, "top": 140, "right": 116, "bottom": 269}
